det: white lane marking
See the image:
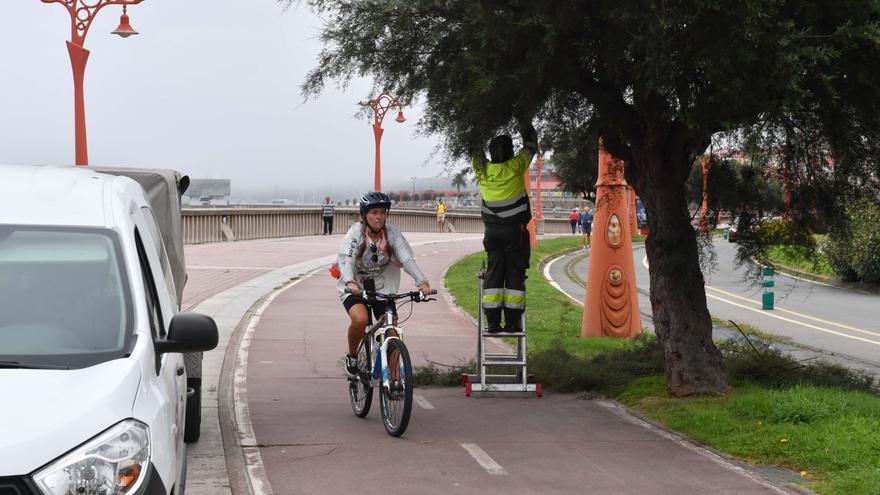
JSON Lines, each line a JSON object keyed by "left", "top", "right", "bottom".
{"left": 705, "top": 293, "right": 880, "bottom": 346}
{"left": 258, "top": 361, "right": 275, "bottom": 364}
{"left": 460, "top": 442, "right": 508, "bottom": 475}
{"left": 543, "top": 254, "right": 584, "bottom": 306}
{"left": 643, "top": 255, "right": 880, "bottom": 340}
{"left": 415, "top": 395, "right": 434, "bottom": 409}
{"left": 431, "top": 250, "right": 440, "bottom": 255}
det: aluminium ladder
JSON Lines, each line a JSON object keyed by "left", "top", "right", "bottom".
{"left": 463, "top": 261, "right": 541, "bottom": 397}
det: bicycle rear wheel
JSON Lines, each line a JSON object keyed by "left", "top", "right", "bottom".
{"left": 348, "top": 336, "right": 373, "bottom": 418}
{"left": 379, "top": 338, "right": 413, "bottom": 437}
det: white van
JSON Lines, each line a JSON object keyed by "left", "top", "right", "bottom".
{"left": 0, "top": 165, "right": 217, "bottom": 494}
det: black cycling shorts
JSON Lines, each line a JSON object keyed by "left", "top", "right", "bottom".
{"left": 342, "top": 294, "right": 396, "bottom": 321}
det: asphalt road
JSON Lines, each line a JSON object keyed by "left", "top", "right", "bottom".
{"left": 551, "top": 238, "right": 880, "bottom": 377}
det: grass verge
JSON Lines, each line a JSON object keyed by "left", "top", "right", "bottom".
{"left": 440, "top": 237, "right": 879, "bottom": 495}
{"left": 765, "top": 243, "right": 835, "bottom": 278}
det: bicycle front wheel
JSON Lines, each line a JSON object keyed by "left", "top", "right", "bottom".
{"left": 349, "top": 336, "right": 373, "bottom": 418}
{"left": 379, "top": 338, "right": 413, "bottom": 437}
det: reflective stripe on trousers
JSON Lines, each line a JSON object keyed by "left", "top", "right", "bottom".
{"left": 481, "top": 288, "right": 526, "bottom": 309}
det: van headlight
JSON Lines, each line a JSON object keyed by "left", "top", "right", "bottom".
{"left": 33, "top": 419, "right": 150, "bottom": 495}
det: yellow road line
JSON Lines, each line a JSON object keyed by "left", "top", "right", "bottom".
{"left": 704, "top": 285, "right": 880, "bottom": 338}
{"left": 641, "top": 255, "right": 880, "bottom": 342}
{"left": 705, "top": 293, "right": 880, "bottom": 346}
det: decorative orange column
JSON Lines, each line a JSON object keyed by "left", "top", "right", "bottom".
{"left": 627, "top": 186, "right": 638, "bottom": 238}
{"left": 582, "top": 138, "right": 641, "bottom": 338}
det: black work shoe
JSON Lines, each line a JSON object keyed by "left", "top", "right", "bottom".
{"left": 503, "top": 325, "right": 523, "bottom": 333}
{"left": 344, "top": 354, "right": 359, "bottom": 379}
{"left": 486, "top": 324, "right": 503, "bottom": 334}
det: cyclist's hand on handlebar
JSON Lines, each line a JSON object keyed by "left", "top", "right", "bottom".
{"left": 417, "top": 283, "right": 437, "bottom": 301}
{"left": 345, "top": 282, "right": 360, "bottom": 296}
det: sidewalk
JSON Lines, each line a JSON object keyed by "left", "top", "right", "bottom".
{"left": 184, "top": 233, "right": 803, "bottom": 495}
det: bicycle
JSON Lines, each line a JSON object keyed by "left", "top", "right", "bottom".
{"left": 345, "top": 288, "right": 437, "bottom": 437}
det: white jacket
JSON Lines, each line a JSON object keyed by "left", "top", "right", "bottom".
{"left": 336, "top": 222, "right": 429, "bottom": 300}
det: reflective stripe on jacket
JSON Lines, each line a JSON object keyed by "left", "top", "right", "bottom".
{"left": 473, "top": 151, "right": 532, "bottom": 224}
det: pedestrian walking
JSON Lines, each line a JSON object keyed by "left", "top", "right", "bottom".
{"left": 471, "top": 117, "right": 538, "bottom": 333}
{"left": 322, "top": 196, "right": 335, "bottom": 235}
{"left": 436, "top": 198, "right": 447, "bottom": 232}
{"left": 569, "top": 208, "right": 579, "bottom": 235}
{"left": 579, "top": 207, "right": 593, "bottom": 250}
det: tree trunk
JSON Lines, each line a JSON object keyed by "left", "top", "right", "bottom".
{"left": 631, "top": 124, "right": 729, "bottom": 396}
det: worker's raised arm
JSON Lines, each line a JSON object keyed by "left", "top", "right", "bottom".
{"left": 517, "top": 118, "right": 538, "bottom": 160}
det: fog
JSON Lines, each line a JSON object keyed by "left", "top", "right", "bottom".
{"left": 0, "top": 1, "right": 465, "bottom": 202}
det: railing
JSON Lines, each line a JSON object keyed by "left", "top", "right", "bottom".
{"left": 182, "top": 207, "right": 572, "bottom": 244}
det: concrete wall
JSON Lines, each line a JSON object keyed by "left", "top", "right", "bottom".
{"left": 182, "top": 207, "right": 571, "bottom": 244}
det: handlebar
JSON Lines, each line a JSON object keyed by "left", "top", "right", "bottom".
{"left": 344, "top": 288, "right": 437, "bottom": 302}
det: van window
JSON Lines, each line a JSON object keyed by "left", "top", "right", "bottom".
{"left": 140, "top": 206, "right": 177, "bottom": 307}
{"left": 135, "top": 228, "right": 164, "bottom": 340}
{"left": 0, "top": 226, "right": 133, "bottom": 369}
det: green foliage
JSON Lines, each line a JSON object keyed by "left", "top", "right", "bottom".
{"left": 757, "top": 219, "right": 815, "bottom": 247}
{"left": 764, "top": 244, "right": 835, "bottom": 278}
{"left": 686, "top": 159, "right": 785, "bottom": 225}
{"left": 823, "top": 197, "right": 880, "bottom": 283}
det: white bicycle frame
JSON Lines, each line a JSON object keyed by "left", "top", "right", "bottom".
{"left": 366, "top": 307, "right": 404, "bottom": 391}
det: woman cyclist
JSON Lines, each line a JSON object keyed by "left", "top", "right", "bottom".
{"left": 337, "top": 192, "right": 432, "bottom": 378}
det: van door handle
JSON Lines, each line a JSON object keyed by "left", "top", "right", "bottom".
{"left": 176, "top": 367, "right": 185, "bottom": 376}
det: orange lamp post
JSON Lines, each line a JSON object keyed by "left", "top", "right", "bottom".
{"left": 360, "top": 93, "right": 406, "bottom": 192}
{"left": 43, "top": 0, "right": 143, "bottom": 166}
{"left": 582, "top": 138, "right": 641, "bottom": 338}
{"left": 698, "top": 155, "right": 714, "bottom": 233}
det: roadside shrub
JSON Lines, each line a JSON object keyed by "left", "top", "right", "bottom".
{"left": 757, "top": 219, "right": 815, "bottom": 247}
{"left": 823, "top": 197, "right": 880, "bottom": 283}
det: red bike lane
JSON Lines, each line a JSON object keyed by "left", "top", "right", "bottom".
{"left": 236, "top": 236, "right": 790, "bottom": 495}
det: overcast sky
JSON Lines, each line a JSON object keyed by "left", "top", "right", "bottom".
{"left": 0, "top": 1, "right": 460, "bottom": 202}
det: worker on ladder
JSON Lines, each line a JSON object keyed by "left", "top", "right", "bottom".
{"left": 471, "top": 118, "right": 538, "bottom": 333}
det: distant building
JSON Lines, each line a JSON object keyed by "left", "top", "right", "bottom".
{"left": 185, "top": 179, "right": 231, "bottom": 206}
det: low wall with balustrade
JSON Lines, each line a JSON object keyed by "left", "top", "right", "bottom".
{"left": 182, "top": 207, "right": 571, "bottom": 244}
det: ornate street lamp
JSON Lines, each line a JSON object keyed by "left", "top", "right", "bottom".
{"left": 359, "top": 93, "right": 406, "bottom": 192}
{"left": 42, "top": 0, "right": 144, "bottom": 166}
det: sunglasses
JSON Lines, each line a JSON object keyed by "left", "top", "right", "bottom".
{"left": 370, "top": 244, "right": 378, "bottom": 263}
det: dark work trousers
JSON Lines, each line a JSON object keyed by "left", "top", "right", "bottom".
{"left": 483, "top": 222, "right": 530, "bottom": 330}
{"left": 323, "top": 216, "right": 334, "bottom": 235}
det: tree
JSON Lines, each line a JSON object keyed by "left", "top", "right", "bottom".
{"left": 451, "top": 168, "right": 470, "bottom": 195}
{"left": 548, "top": 124, "right": 600, "bottom": 200}
{"left": 297, "top": 0, "right": 880, "bottom": 396}
{"left": 685, "top": 159, "right": 785, "bottom": 226}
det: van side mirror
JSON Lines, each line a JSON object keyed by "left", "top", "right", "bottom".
{"left": 157, "top": 313, "right": 219, "bottom": 355}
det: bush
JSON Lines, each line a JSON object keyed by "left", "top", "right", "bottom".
{"left": 822, "top": 197, "right": 880, "bottom": 283}
{"left": 756, "top": 219, "right": 815, "bottom": 247}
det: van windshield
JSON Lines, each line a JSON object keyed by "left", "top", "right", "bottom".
{"left": 0, "top": 226, "right": 133, "bottom": 369}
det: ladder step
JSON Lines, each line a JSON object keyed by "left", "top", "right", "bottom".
{"left": 481, "top": 331, "right": 525, "bottom": 337}
{"left": 483, "top": 360, "right": 526, "bottom": 366}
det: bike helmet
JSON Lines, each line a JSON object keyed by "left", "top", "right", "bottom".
{"left": 359, "top": 191, "right": 392, "bottom": 217}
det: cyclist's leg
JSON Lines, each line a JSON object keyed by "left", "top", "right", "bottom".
{"left": 345, "top": 302, "right": 369, "bottom": 355}
{"left": 342, "top": 296, "right": 370, "bottom": 377}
